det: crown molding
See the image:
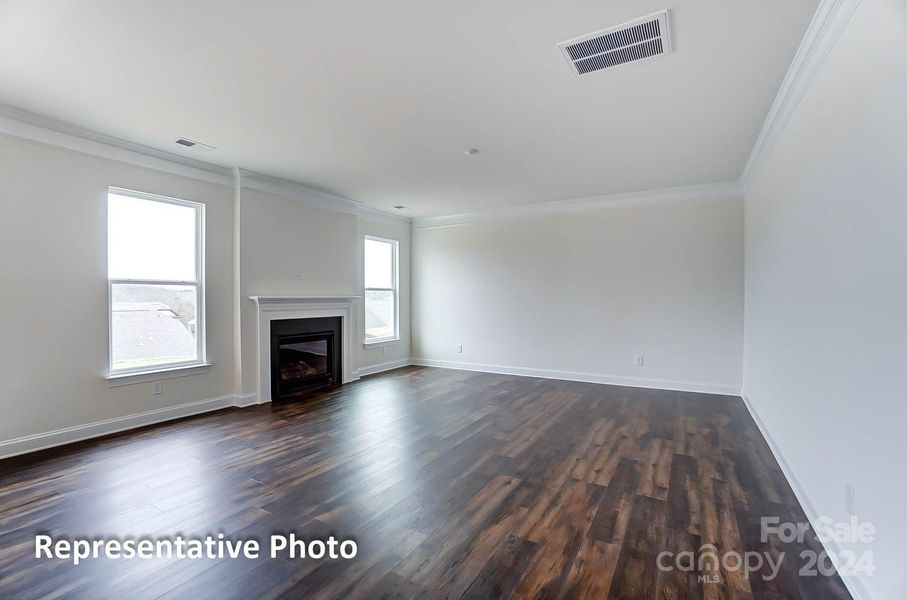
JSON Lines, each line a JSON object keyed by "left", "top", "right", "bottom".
{"left": 739, "top": 0, "right": 861, "bottom": 191}
{"left": 1, "top": 0, "right": 859, "bottom": 232}
{"left": 0, "top": 104, "right": 411, "bottom": 224}
{"left": 356, "top": 204, "right": 413, "bottom": 226}
{"left": 0, "top": 105, "right": 235, "bottom": 186}
{"left": 234, "top": 168, "right": 360, "bottom": 215}
{"left": 413, "top": 180, "right": 744, "bottom": 229}
{"left": 1, "top": 103, "right": 735, "bottom": 228}
{"left": 412, "top": 0, "right": 859, "bottom": 231}
{"left": 236, "top": 168, "right": 411, "bottom": 224}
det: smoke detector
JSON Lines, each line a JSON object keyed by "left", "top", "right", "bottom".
{"left": 558, "top": 10, "right": 672, "bottom": 76}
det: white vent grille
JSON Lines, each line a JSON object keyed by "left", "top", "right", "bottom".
{"left": 558, "top": 10, "right": 671, "bottom": 76}
{"left": 174, "top": 138, "right": 216, "bottom": 151}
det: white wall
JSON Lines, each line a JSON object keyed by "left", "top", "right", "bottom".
{"left": 743, "top": 1, "right": 907, "bottom": 597}
{"left": 237, "top": 187, "right": 358, "bottom": 396}
{"left": 236, "top": 189, "right": 413, "bottom": 395}
{"left": 0, "top": 135, "right": 235, "bottom": 442}
{"left": 0, "top": 135, "right": 414, "bottom": 451}
{"left": 413, "top": 198, "right": 744, "bottom": 392}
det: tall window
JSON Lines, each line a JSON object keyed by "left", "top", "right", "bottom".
{"left": 108, "top": 188, "right": 205, "bottom": 374}
{"left": 364, "top": 236, "right": 398, "bottom": 343}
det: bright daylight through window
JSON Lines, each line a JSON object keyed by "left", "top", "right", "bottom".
{"left": 364, "top": 236, "right": 398, "bottom": 343}
{"left": 108, "top": 188, "right": 205, "bottom": 374}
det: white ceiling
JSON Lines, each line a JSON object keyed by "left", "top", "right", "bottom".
{"left": 0, "top": 0, "right": 819, "bottom": 218}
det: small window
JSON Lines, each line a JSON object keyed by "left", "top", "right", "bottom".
{"left": 364, "top": 236, "right": 398, "bottom": 343}
{"left": 108, "top": 188, "right": 205, "bottom": 374}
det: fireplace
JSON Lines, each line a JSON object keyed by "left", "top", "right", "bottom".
{"left": 251, "top": 296, "right": 357, "bottom": 404}
{"left": 270, "top": 316, "right": 342, "bottom": 401}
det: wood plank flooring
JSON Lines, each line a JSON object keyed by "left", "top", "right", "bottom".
{"left": 0, "top": 367, "right": 851, "bottom": 599}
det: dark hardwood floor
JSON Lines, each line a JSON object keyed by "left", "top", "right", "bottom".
{"left": 0, "top": 367, "right": 850, "bottom": 599}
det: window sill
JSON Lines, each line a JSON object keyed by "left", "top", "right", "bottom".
{"left": 106, "top": 364, "right": 212, "bottom": 388}
{"left": 363, "top": 338, "right": 400, "bottom": 349}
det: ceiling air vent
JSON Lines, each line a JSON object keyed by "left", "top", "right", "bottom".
{"left": 174, "top": 138, "right": 216, "bottom": 151}
{"left": 558, "top": 10, "right": 671, "bottom": 76}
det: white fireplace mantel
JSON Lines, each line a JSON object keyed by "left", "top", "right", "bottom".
{"left": 249, "top": 295, "right": 360, "bottom": 403}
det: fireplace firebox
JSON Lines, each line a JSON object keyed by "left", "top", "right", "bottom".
{"left": 270, "top": 316, "right": 342, "bottom": 401}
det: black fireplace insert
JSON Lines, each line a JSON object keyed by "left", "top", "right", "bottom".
{"left": 270, "top": 316, "right": 342, "bottom": 401}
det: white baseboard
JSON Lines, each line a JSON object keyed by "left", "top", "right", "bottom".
{"left": 233, "top": 392, "right": 259, "bottom": 407}
{"left": 411, "top": 358, "right": 741, "bottom": 396}
{"left": 0, "top": 393, "right": 255, "bottom": 460}
{"left": 0, "top": 361, "right": 734, "bottom": 462}
{"left": 355, "top": 358, "right": 412, "bottom": 378}
{"left": 740, "top": 393, "right": 875, "bottom": 600}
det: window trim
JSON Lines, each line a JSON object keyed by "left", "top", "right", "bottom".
{"left": 106, "top": 186, "right": 207, "bottom": 380}
{"left": 363, "top": 235, "right": 399, "bottom": 345}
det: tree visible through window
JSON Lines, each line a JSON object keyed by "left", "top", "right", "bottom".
{"left": 108, "top": 188, "right": 205, "bottom": 373}
{"left": 364, "top": 236, "right": 398, "bottom": 343}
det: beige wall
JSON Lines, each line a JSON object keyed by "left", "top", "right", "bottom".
{"left": 0, "top": 136, "right": 235, "bottom": 441}
{"left": 413, "top": 198, "right": 744, "bottom": 390}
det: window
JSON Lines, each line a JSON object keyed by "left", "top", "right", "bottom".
{"left": 108, "top": 188, "right": 205, "bottom": 375}
{"left": 364, "top": 236, "right": 398, "bottom": 343}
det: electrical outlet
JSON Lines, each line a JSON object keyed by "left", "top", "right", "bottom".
{"left": 457, "top": 344, "right": 463, "bottom": 354}
{"left": 382, "top": 346, "right": 387, "bottom": 356}
{"left": 151, "top": 381, "right": 162, "bottom": 395}
{"left": 635, "top": 356, "right": 644, "bottom": 367}
{"left": 846, "top": 483, "right": 856, "bottom": 515}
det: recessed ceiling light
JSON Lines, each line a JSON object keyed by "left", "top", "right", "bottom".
{"left": 464, "top": 148, "right": 480, "bottom": 156}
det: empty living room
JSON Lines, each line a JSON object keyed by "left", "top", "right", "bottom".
{"left": 0, "top": 0, "right": 903, "bottom": 598}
